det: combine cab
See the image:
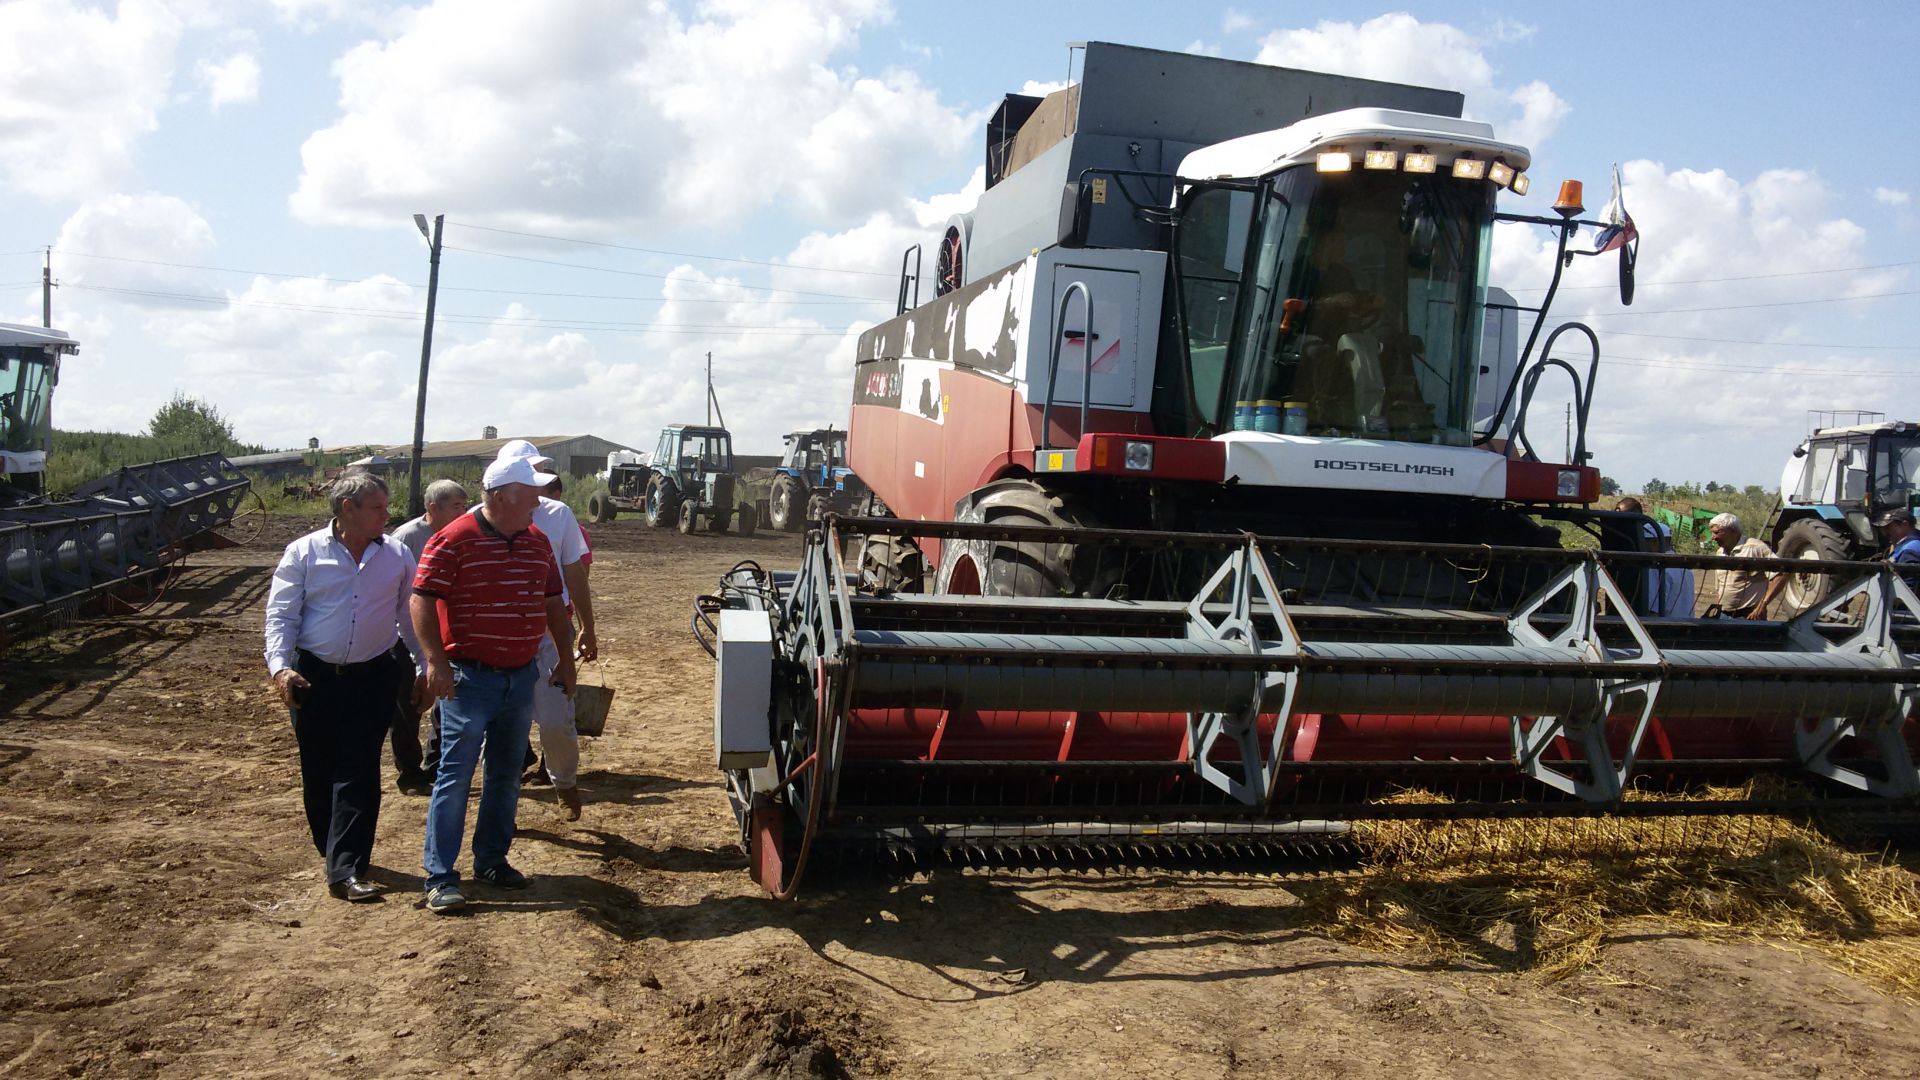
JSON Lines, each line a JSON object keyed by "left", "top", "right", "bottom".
{"left": 699, "top": 45, "right": 1920, "bottom": 896}
{"left": 2, "top": 323, "right": 252, "bottom": 637}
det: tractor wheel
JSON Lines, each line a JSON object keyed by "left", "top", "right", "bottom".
{"left": 934, "top": 478, "right": 1115, "bottom": 598}
{"left": 678, "top": 501, "right": 698, "bottom": 535}
{"left": 737, "top": 506, "right": 756, "bottom": 537}
{"left": 859, "top": 533, "right": 925, "bottom": 593}
{"left": 709, "top": 507, "right": 732, "bottom": 534}
{"left": 646, "top": 474, "right": 681, "bottom": 529}
{"left": 770, "top": 476, "right": 806, "bottom": 532}
{"left": 806, "top": 493, "right": 832, "bottom": 525}
{"left": 1776, "top": 517, "right": 1852, "bottom": 612}
{"left": 587, "top": 491, "right": 616, "bottom": 524}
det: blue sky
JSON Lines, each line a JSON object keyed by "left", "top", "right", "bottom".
{"left": 1, "top": 1, "right": 1915, "bottom": 487}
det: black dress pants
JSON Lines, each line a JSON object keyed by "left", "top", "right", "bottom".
{"left": 291, "top": 649, "right": 403, "bottom": 883}
{"left": 386, "top": 643, "right": 437, "bottom": 778}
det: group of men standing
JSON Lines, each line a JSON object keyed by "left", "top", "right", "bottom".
{"left": 263, "top": 440, "right": 599, "bottom": 913}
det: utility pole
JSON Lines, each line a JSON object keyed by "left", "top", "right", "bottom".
{"left": 706, "top": 351, "right": 713, "bottom": 426}
{"left": 42, "top": 248, "right": 51, "bottom": 328}
{"left": 407, "top": 213, "right": 444, "bottom": 518}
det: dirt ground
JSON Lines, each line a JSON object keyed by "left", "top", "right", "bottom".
{"left": 4, "top": 514, "right": 1920, "bottom": 1079}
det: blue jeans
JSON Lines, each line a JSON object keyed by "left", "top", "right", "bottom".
{"left": 423, "top": 658, "right": 536, "bottom": 890}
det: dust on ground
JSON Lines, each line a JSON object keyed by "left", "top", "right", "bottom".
{"left": 3, "top": 515, "right": 1918, "bottom": 1078}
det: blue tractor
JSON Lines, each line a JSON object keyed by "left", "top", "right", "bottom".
{"left": 1770, "top": 417, "right": 1920, "bottom": 607}
{"left": 765, "top": 428, "right": 868, "bottom": 532}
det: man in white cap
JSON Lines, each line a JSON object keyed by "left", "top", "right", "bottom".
{"left": 410, "top": 455, "right": 576, "bottom": 914}
{"left": 494, "top": 439, "right": 597, "bottom": 820}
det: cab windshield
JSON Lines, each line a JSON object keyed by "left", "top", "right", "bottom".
{"left": 1874, "top": 435, "right": 1920, "bottom": 505}
{"left": 0, "top": 347, "right": 54, "bottom": 456}
{"left": 1174, "top": 166, "right": 1493, "bottom": 443}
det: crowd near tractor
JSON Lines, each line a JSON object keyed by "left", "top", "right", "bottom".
{"left": 590, "top": 424, "right": 751, "bottom": 536}
{"left": 760, "top": 428, "right": 869, "bottom": 532}
{"left": 698, "top": 44, "right": 1920, "bottom": 897}
{"left": 1771, "top": 415, "right": 1920, "bottom": 607}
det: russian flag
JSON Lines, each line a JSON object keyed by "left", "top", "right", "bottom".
{"left": 1586, "top": 163, "right": 1638, "bottom": 255}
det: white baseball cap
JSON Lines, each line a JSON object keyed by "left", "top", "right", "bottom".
{"left": 483, "top": 455, "right": 558, "bottom": 491}
{"left": 496, "top": 438, "right": 556, "bottom": 469}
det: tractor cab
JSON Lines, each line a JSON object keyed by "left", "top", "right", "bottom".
{"left": 0, "top": 323, "right": 77, "bottom": 501}
{"left": 656, "top": 425, "right": 733, "bottom": 481}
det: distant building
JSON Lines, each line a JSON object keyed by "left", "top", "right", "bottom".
{"left": 375, "top": 434, "right": 641, "bottom": 478}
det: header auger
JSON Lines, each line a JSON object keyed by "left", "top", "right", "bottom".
{"left": 702, "top": 518, "right": 1920, "bottom": 897}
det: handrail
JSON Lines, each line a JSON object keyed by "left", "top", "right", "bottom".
{"left": 1039, "top": 280, "right": 1092, "bottom": 452}
{"left": 895, "top": 243, "right": 921, "bottom": 316}
{"left": 1513, "top": 322, "right": 1600, "bottom": 464}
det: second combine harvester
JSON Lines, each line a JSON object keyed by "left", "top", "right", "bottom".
{"left": 701, "top": 44, "right": 1920, "bottom": 896}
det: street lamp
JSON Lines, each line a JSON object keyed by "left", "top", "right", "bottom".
{"left": 407, "top": 213, "right": 444, "bottom": 518}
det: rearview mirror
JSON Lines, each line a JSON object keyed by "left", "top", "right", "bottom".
{"left": 1619, "top": 243, "right": 1637, "bottom": 306}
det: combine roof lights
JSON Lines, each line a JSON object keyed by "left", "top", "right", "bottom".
{"left": 1451, "top": 156, "right": 1489, "bottom": 180}
{"left": 1312, "top": 145, "right": 1527, "bottom": 194}
{"left": 1315, "top": 150, "right": 1353, "bottom": 172}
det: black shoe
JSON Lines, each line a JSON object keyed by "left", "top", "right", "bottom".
{"left": 476, "top": 863, "right": 530, "bottom": 890}
{"left": 327, "top": 876, "right": 383, "bottom": 903}
{"left": 521, "top": 767, "right": 552, "bottom": 787}
{"left": 396, "top": 771, "right": 433, "bottom": 795}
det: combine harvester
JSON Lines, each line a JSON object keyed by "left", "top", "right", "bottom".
{"left": 1, "top": 323, "right": 252, "bottom": 639}
{"left": 698, "top": 45, "right": 1920, "bottom": 896}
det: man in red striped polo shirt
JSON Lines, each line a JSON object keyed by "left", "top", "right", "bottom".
{"left": 409, "top": 455, "right": 577, "bottom": 914}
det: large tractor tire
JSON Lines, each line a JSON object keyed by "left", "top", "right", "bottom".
{"left": 769, "top": 476, "right": 807, "bottom": 532}
{"left": 646, "top": 474, "right": 681, "bottom": 529}
{"left": 934, "top": 478, "right": 1115, "bottom": 598}
{"left": 678, "top": 501, "right": 699, "bottom": 535}
{"left": 1776, "top": 517, "right": 1853, "bottom": 612}
{"left": 587, "top": 491, "right": 616, "bottom": 524}
{"left": 806, "top": 492, "right": 833, "bottom": 526}
{"left": 736, "top": 505, "right": 756, "bottom": 537}
{"left": 859, "top": 533, "right": 925, "bottom": 593}
{"left": 709, "top": 507, "right": 732, "bottom": 534}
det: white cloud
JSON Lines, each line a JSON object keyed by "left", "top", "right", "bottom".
{"left": 197, "top": 51, "right": 261, "bottom": 108}
{"left": 1185, "top": 40, "right": 1224, "bottom": 58}
{"left": 1488, "top": 161, "right": 1911, "bottom": 486}
{"left": 53, "top": 193, "right": 217, "bottom": 298}
{"left": 1222, "top": 9, "right": 1256, "bottom": 35}
{"left": 0, "top": 0, "right": 183, "bottom": 200}
{"left": 290, "top": 0, "right": 973, "bottom": 233}
{"left": 1254, "top": 13, "right": 1567, "bottom": 149}
{"left": 1874, "top": 187, "right": 1911, "bottom": 207}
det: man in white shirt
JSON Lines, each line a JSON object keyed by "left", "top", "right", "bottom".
{"left": 263, "top": 474, "right": 425, "bottom": 903}
{"left": 495, "top": 441, "right": 598, "bottom": 820}
{"left": 387, "top": 479, "right": 468, "bottom": 793}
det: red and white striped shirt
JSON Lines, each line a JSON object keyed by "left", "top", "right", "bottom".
{"left": 412, "top": 508, "right": 562, "bottom": 669}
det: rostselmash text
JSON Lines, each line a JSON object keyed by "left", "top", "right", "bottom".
{"left": 1312, "top": 459, "right": 1457, "bottom": 477}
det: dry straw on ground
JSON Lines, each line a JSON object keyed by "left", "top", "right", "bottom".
{"left": 1289, "top": 782, "right": 1920, "bottom": 997}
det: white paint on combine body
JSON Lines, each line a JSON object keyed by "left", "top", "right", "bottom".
{"left": 896, "top": 356, "right": 952, "bottom": 426}
{"left": 1176, "top": 108, "right": 1531, "bottom": 188}
{"left": 1219, "top": 431, "right": 1508, "bottom": 498}
{"left": 714, "top": 609, "right": 774, "bottom": 769}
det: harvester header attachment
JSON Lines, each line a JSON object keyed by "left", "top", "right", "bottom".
{"left": 700, "top": 519, "right": 1920, "bottom": 897}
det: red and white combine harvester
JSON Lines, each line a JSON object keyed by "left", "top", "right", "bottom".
{"left": 699, "top": 44, "right": 1920, "bottom": 896}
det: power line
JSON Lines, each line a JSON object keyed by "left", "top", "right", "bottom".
{"left": 1568, "top": 327, "right": 1918, "bottom": 352}
{"left": 1504, "top": 259, "right": 1917, "bottom": 292}
{"left": 448, "top": 220, "right": 898, "bottom": 278}
{"left": 442, "top": 244, "right": 894, "bottom": 301}
{"left": 1597, "top": 352, "right": 1918, "bottom": 378}
{"left": 63, "top": 282, "right": 863, "bottom": 335}
{"left": 1558, "top": 288, "right": 1916, "bottom": 318}
{"left": 53, "top": 248, "right": 891, "bottom": 305}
